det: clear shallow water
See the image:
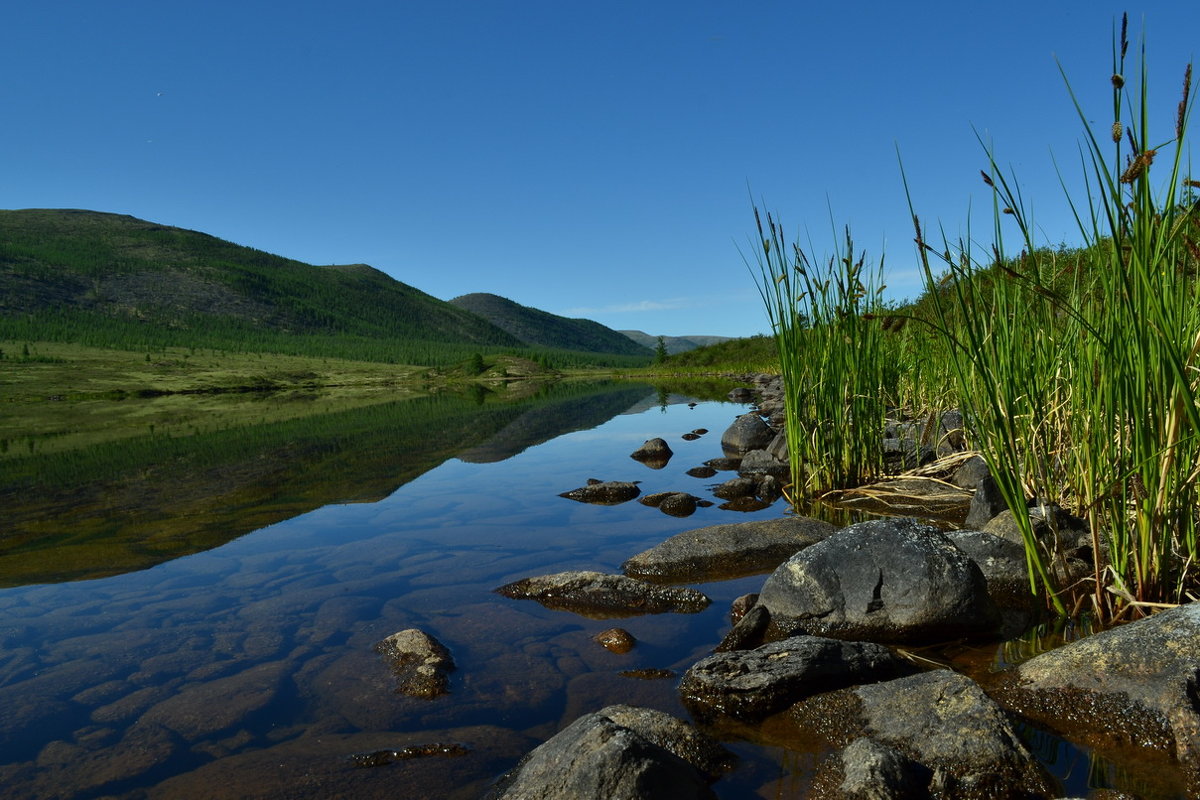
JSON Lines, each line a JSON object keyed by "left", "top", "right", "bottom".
{"left": 0, "top": 388, "right": 1186, "bottom": 799}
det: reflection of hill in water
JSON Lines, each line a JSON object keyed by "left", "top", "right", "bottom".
{"left": 455, "top": 385, "right": 656, "bottom": 463}
{"left": 0, "top": 381, "right": 652, "bottom": 587}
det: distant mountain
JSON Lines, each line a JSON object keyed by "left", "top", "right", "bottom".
{"left": 449, "top": 293, "right": 653, "bottom": 357}
{"left": 0, "top": 209, "right": 526, "bottom": 360}
{"left": 619, "top": 330, "right": 733, "bottom": 355}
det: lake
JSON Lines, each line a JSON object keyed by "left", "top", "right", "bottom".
{"left": 0, "top": 379, "right": 1184, "bottom": 798}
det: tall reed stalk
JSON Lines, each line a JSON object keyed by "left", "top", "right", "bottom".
{"left": 746, "top": 208, "right": 892, "bottom": 496}
{"left": 905, "top": 16, "right": 1200, "bottom": 617}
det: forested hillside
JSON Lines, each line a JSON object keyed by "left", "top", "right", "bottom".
{"left": 449, "top": 292, "right": 653, "bottom": 356}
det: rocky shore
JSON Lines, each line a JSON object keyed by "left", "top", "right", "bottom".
{"left": 471, "top": 375, "right": 1200, "bottom": 799}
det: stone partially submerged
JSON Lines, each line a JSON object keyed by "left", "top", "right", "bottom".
{"left": 756, "top": 518, "right": 999, "bottom": 644}
{"left": 678, "top": 635, "right": 913, "bottom": 722}
{"left": 796, "top": 670, "right": 1054, "bottom": 799}
{"left": 374, "top": 629, "right": 456, "bottom": 699}
{"left": 621, "top": 517, "right": 836, "bottom": 583}
{"left": 998, "top": 602, "right": 1200, "bottom": 782}
{"left": 494, "top": 571, "right": 711, "bottom": 618}
{"left": 485, "top": 705, "right": 732, "bottom": 800}
{"left": 559, "top": 480, "right": 641, "bottom": 505}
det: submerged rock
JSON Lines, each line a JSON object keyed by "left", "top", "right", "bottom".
{"left": 494, "top": 571, "right": 711, "bottom": 618}
{"left": 998, "top": 602, "right": 1200, "bottom": 774}
{"left": 560, "top": 480, "right": 641, "bottom": 505}
{"left": 485, "top": 705, "right": 732, "bottom": 800}
{"left": 757, "top": 517, "right": 999, "bottom": 644}
{"left": 797, "top": 670, "right": 1054, "bottom": 799}
{"left": 374, "top": 629, "right": 455, "bottom": 699}
{"left": 595, "top": 628, "right": 637, "bottom": 654}
{"left": 679, "top": 635, "right": 913, "bottom": 722}
{"left": 622, "top": 517, "right": 836, "bottom": 583}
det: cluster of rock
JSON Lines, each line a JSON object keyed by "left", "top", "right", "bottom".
{"left": 401, "top": 378, "right": 1200, "bottom": 797}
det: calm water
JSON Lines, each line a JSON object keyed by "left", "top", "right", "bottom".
{"left": 0, "top": 384, "right": 1184, "bottom": 799}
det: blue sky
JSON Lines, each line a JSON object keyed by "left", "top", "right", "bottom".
{"left": 3, "top": 2, "right": 1197, "bottom": 338}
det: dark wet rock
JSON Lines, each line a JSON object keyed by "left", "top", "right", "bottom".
{"left": 374, "top": 628, "right": 456, "bottom": 699}
{"left": 622, "top": 517, "right": 836, "bottom": 583}
{"left": 630, "top": 438, "right": 673, "bottom": 469}
{"left": 730, "top": 593, "right": 759, "bottom": 625}
{"left": 998, "top": 602, "right": 1200, "bottom": 772}
{"left": 720, "top": 497, "right": 766, "bottom": 511}
{"left": 638, "top": 492, "right": 699, "bottom": 517}
{"left": 809, "top": 737, "right": 929, "bottom": 800}
{"left": 595, "top": 628, "right": 636, "bottom": 654}
{"left": 681, "top": 432, "right": 701, "bottom": 441}
{"left": 715, "top": 604, "right": 771, "bottom": 653}
{"left": 680, "top": 636, "right": 913, "bottom": 722}
{"left": 944, "top": 529, "right": 1036, "bottom": 612}
{"left": 712, "top": 476, "right": 757, "bottom": 500}
{"left": 486, "top": 705, "right": 731, "bottom": 800}
{"left": 737, "top": 449, "right": 788, "bottom": 479}
{"left": 704, "top": 456, "right": 742, "bottom": 471}
{"left": 951, "top": 454, "right": 991, "bottom": 490}
{"left": 727, "top": 387, "right": 754, "bottom": 402}
{"left": 983, "top": 503, "right": 1091, "bottom": 556}
{"left": 720, "top": 413, "right": 776, "bottom": 454}
{"left": 349, "top": 742, "right": 469, "bottom": 767}
{"left": 757, "top": 518, "right": 999, "bottom": 644}
{"left": 686, "top": 465, "right": 717, "bottom": 479}
{"left": 964, "top": 471, "right": 1007, "bottom": 528}
{"left": 560, "top": 480, "right": 641, "bottom": 505}
{"left": 755, "top": 474, "right": 784, "bottom": 503}
{"left": 495, "top": 571, "right": 711, "bottom": 617}
{"left": 793, "top": 670, "right": 1054, "bottom": 799}
{"left": 692, "top": 428, "right": 708, "bottom": 435}
{"left": 881, "top": 438, "right": 937, "bottom": 471}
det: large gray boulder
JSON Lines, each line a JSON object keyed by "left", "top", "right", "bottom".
{"left": 757, "top": 518, "right": 999, "bottom": 644}
{"left": 494, "top": 571, "right": 711, "bottom": 617}
{"left": 720, "top": 413, "right": 776, "bottom": 454}
{"left": 485, "top": 705, "right": 730, "bottom": 800}
{"left": 797, "top": 670, "right": 1054, "bottom": 799}
{"left": 622, "top": 517, "right": 836, "bottom": 583}
{"left": 679, "top": 635, "right": 913, "bottom": 722}
{"left": 999, "top": 602, "right": 1200, "bottom": 774}
{"left": 944, "top": 529, "right": 1036, "bottom": 611}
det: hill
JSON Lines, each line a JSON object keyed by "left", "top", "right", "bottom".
{"left": 449, "top": 292, "right": 653, "bottom": 356}
{"left": 619, "top": 329, "right": 733, "bottom": 354}
{"left": 0, "top": 209, "right": 526, "bottom": 363}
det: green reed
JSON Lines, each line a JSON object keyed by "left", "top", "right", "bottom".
{"left": 905, "top": 15, "right": 1199, "bottom": 617}
{"left": 746, "top": 207, "right": 894, "bottom": 495}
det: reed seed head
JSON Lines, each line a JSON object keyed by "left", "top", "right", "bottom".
{"left": 1112, "top": 73, "right": 1125, "bottom": 89}
{"left": 980, "top": 170, "right": 994, "bottom": 187}
{"left": 1120, "top": 13, "right": 1128, "bottom": 60}
{"left": 1177, "top": 63, "right": 1192, "bottom": 141}
{"left": 1003, "top": 207, "right": 1015, "bottom": 215}
{"left": 1112, "top": 121, "right": 1123, "bottom": 143}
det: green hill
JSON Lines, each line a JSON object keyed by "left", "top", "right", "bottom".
{"left": 449, "top": 292, "right": 653, "bottom": 356}
{"left": 0, "top": 209, "right": 524, "bottom": 363}
{"left": 618, "top": 329, "right": 733, "bottom": 355}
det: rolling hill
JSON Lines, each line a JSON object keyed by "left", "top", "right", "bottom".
{"left": 449, "top": 292, "right": 653, "bottom": 357}
{"left": 0, "top": 210, "right": 654, "bottom": 366}
{"left": 618, "top": 329, "right": 733, "bottom": 355}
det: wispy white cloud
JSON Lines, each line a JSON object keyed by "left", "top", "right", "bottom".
{"left": 562, "top": 298, "right": 692, "bottom": 315}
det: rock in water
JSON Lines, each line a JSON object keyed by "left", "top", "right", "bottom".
{"left": 374, "top": 629, "right": 455, "bottom": 698}
{"left": 494, "top": 571, "right": 710, "bottom": 617}
{"left": 559, "top": 480, "right": 641, "bottom": 505}
{"left": 999, "top": 602, "right": 1200, "bottom": 774}
{"left": 485, "top": 705, "right": 731, "bottom": 800}
{"left": 757, "top": 517, "right": 999, "bottom": 644}
{"left": 720, "top": 413, "right": 775, "bottom": 454}
{"left": 679, "top": 635, "right": 913, "bottom": 722}
{"left": 622, "top": 517, "right": 835, "bottom": 583}
{"left": 798, "top": 670, "right": 1054, "bottom": 799}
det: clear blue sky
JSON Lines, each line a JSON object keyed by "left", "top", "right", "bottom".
{"left": 3, "top": 2, "right": 1197, "bottom": 338}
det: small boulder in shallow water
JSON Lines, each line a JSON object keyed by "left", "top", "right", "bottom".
{"left": 495, "top": 571, "right": 711, "bottom": 618}
{"left": 485, "top": 704, "right": 732, "bottom": 800}
{"left": 757, "top": 517, "right": 999, "bottom": 644}
{"left": 374, "top": 629, "right": 455, "bottom": 699}
{"left": 679, "top": 635, "right": 913, "bottom": 722}
{"left": 559, "top": 480, "right": 641, "bottom": 505}
{"left": 630, "top": 438, "right": 673, "bottom": 468}
{"left": 622, "top": 517, "right": 835, "bottom": 583}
